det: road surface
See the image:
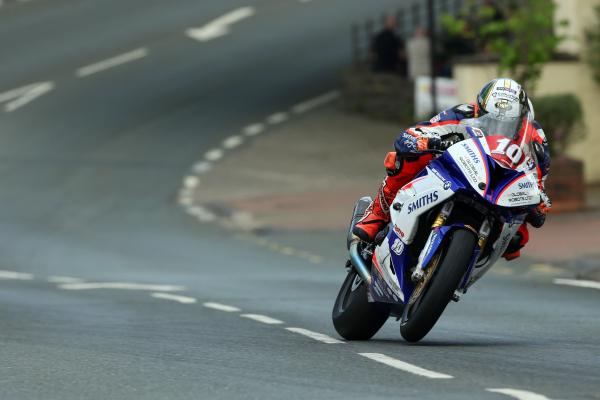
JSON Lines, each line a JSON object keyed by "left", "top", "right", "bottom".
{"left": 0, "top": 1, "right": 598, "bottom": 399}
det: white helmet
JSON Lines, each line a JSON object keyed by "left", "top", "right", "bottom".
{"left": 476, "top": 78, "right": 532, "bottom": 138}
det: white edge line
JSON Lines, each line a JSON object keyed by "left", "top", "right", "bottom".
{"left": 151, "top": 292, "right": 197, "bottom": 304}
{"left": 553, "top": 278, "right": 600, "bottom": 290}
{"left": 76, "top": 47, "right": 148, "bottom": 78}
{"left": 285, "top": 327, "right": 344, "bottom": 344}
{"left": 58, "top": 282, "right": 184, "bottom": 291}
{"left": 47, "top": 276, "right": 84, "bottom": 284}
{"left": 0, "top": 270, "right": 34, "bottom": 280}
{"left": 358, "top": 353, "right": 453, "bottom": 379}
{"left": 486, "top": 388, "right": 552, "bottom": 400}
{"left": 203, "top": 302, "right": 241, "bottom": 312}
{"left": 240, "top": 314, "right": 283, "bottom": 325}
{"left": 291, "top": 90, "right": 340, "bottom": 114}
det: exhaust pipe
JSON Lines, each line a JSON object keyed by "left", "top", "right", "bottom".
{"left": 349, "top": 239, "right": 372, "bottom": 285}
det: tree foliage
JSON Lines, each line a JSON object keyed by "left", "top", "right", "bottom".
{"left": 586, "top": 6, "right": 600, "bottom": 84}
{"left": 442, "top": 0, "right": 566, "bottom": 92}
{"left": 534, "top": 94, "right": 584, "bottom": 155}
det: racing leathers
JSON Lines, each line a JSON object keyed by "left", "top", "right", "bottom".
{"left": 353, "top": 103, "right": 551, "bottom": 260}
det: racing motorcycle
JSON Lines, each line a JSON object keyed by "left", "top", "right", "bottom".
{"left": 332, "top": 114, "right": 545, "bottom": 342}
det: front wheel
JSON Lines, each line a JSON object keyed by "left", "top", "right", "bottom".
{"left": 332, "top": 269, "right": 390, "bottom": 340}
{"left": 400, "top": 229, "right": 477, "bottom": 342}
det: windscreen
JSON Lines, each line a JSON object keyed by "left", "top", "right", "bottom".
{"left": 461, "top": 114, "right": 538, "bottom": 171}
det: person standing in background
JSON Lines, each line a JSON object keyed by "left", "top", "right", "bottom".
{"left": 371, "top": 15, "right": 407, "bottom": 75}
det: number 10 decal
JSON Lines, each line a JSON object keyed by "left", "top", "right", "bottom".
{"left": 491, "top": 138, "right": 523, "bottom": 165}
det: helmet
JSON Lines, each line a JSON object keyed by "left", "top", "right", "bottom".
{"left": 475, "top": 78, "right": 532, "bottom": 138}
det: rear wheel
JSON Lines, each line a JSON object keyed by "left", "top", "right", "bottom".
{"left": 332, "top": 269, "right": 390, "bottom": 340}
{"left": 400, "top": 229, "right": 477, "bottom": 342}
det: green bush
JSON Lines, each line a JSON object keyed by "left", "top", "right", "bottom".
{"left": 533, "top": 94, "right": 584, "bottom": 155}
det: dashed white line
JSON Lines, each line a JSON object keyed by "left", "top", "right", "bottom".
{"left": 76, "top": 48, "right": 148, "bottom": 78}
{"left": 192, "top": 161, "right": 213, "bottom": 174}
{"left": 243, "top": 123, "right": 265, "bottom": 136}
{"left": 0, "top": 81, "right": 55, "bottom": 112}
{"left": 186, "top": 7, "right": 255, "bottom": 42}
{"left": 58, "top": 282, "right": 185, "bottom": 292}
{"left": 0, "top": 270, "right": 34, "bottom": 280}
{"left": 486, "top": 388, "right": 552, "bottom": 400}
{"left": 186, "top": 206, "right": 217, "bottom": 222}
{"left": 204, "top": 149, "right": 224, "bottom": 162}
{"left": 358, "top": 353, "right": 454, "bottom": 379}
{"left": 241, "top": 314, "right": 283, "bottom": 325}
{"left": 47, "top": 276, "right": 84, "bottom": 284}
{"left": 291, "top": 90, "right": 340, "bottom": 114}
{"left": 222, "top": 135, "right": 244, "bottom": 149}
{"left": 151, "top": 292, "right": 197, "bottom": 304}
{"left": 203, "top": 302, "right": 241, "bottom": 312}
{"left": 266, "top": 112, "right": 289, "bottom": 125}
{"left": 285, "top": 327, "right": 344, "bottom": 344}
{"left": 553, "top": 278, "right": 600, "bottom": 290}
{"left": 183, "top": 175, "right": 200, "bottom": 189}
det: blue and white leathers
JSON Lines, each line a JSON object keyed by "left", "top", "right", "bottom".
{"left": 368, "top": 125, "right": 541, "bottom": 305}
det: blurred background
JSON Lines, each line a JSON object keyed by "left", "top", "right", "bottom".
{"left": 0, "top": 1, "right": 599, "bottom": 399}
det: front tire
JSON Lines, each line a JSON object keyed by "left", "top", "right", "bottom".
{"left": 400, "top": 229, "right": 477, "bottom": 343}
{"left": 332, "top": 269, "right": 390, "bottom": 340}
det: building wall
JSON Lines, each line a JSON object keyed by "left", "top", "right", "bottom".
{"left": 453, "top": 61, "right": 600, "bottom": 183}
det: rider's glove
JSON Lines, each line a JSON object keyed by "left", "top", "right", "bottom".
{"left": 423, "top": 137, "right": 454, "bottom": 152}
{"left": 539, "top": 189, "right": 552, "bottom": 212}
{"left": 527, "top": 189, "right": 551, "bottom": 228}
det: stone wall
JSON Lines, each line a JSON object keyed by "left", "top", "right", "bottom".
{"left": 340, "top": 65, "right": 414, "bottom": 123}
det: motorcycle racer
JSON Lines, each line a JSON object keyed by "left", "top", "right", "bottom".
{"left": 353, "top": 78, "right": 551, "bottom": 260}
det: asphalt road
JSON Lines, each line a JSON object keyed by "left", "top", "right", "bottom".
{"left": 0, "top": 1, "right": 598, "bottom": 399}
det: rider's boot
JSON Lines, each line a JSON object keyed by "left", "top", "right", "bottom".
{"left": 353, "top": 153, "right": 432, "bottom": 242}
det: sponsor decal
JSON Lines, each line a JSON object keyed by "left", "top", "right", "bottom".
{"left": 462, "top": 142, "right": 480, "bottom": 164}
{"left": 393, "top": 224, "right": 405, "bottom": 238}
{"left": 444, "top": 181, "right": 452, "bottom": 190}
{"left": 497, "top": 86, "right": 518, "bottom": 95}
{"left": 407, "top": 191, "right": 439, "bottom": 214}
{"left": 429, "top": 166, "right": 453, "bottom": 190}
{"left": 430, "top": 114, "right": 441, "bottom": 123}
{"left": 459, "top": 157, "right": 480, "bottom": 184}
{"left": 526, "top": 157, "right": 536, "bottom": 170}
{"left": 518, "top": 181, "right": 534, "bottom": 190}
{"left": 391, "top": 238, "right": 404, "bottom": 255}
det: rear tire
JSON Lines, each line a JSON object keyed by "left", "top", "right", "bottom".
{"left": 332, "top": 270, "right": 390, "bottom": 340}
{"left": 400, "top": 229, "right": 477, "bottom": 343}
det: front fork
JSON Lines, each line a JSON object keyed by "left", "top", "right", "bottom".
{"left": 410, "top": 201, "right": 492, "bottom": 284}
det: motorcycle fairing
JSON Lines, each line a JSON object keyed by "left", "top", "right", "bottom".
{"left": 368, "top": 230, "right": 408, "bottom": 304}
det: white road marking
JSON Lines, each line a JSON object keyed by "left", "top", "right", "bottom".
{"left": 47, "top": 276, "right": 84, "bottom": 284}
{"left": 241, "top": 314, "right": 283, "bottom": 325}
{"left": 151, "top": 292, "right": 197, "bottom": 304}
{"left": 192, "top": 161, "right": 213, "bottom": 174}
{"left": 222, "top": 135, "right": 244, "bottom": 149}
{"left": 358, "top": 353, "right": 454, "bottom": 379}
{"left": 203, "top": 302, "right": 241, "bottom": 312}
{"left": 243, "top": 123, "right": 265, "bottom": 136}
{"left": 266, "top": 112, "right": 289, "bottom": 125}
{"left": 59, "top": 282, "right": 185, "bottom": 291}
{"left": 0, "top": 270, "right": 34, "bottom": 280}
{"left": 285, "top": 327, "right": 344, "bottom": 344}
{"left": 76, "top": 47, "right": 148, "bottom": 77}
{"left": 291, "top": 90, "right": 340, "bottom": 114}
{"left": 486, "top": 388, "right": 552, "bottom": 400}
{"left": 183, "top": 175, "right": 200, "bottom": 189}
{"left": 0, "top": 82, "right": 55, "bottom": 112}
{"left": 186, "top": 206, "right": 217, "bottom": 222}
{"left": 204, "top": 149, "right": 224, "bottom": 162}
{"left": 186, "top": 7, "right": 255, "bottom": 42}
{"left": 553, "top": 278, "right": 600, "bottom": 290}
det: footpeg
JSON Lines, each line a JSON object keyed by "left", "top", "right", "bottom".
{"left": 451, "top": 291, "right": 461, "bottom": 302}
{"left": 411, "top": 269, "right": 424, "bottom": 282}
